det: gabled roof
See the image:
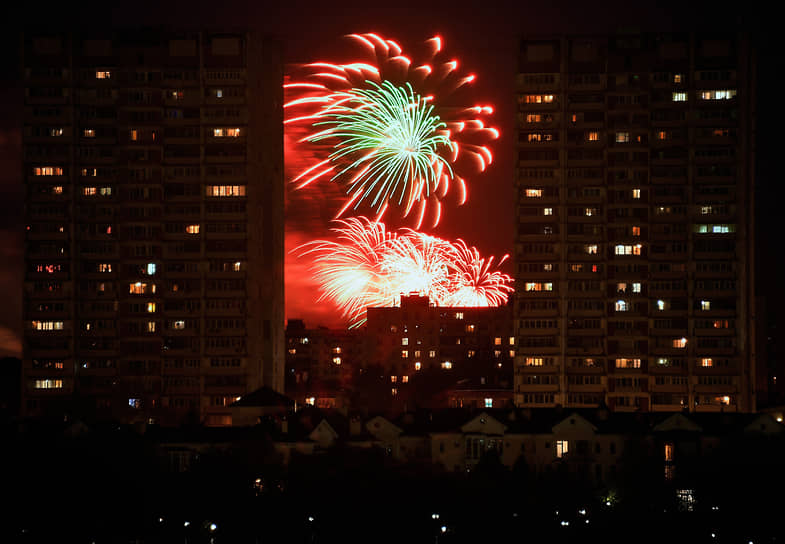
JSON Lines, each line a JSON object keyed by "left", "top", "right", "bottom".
{"left": 653, "top": 412, "right": 703, "bottom": 433}
{"left": 552, "top": 412, "right": 598, "bottom": 434}
{"left": 460, "top": 411, "right": 507, "bottom": 435}
{"left": 230, "top": 387, "right": 294, "bottom": 408}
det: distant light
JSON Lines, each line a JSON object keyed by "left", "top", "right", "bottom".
{"left": 606, "top": 501, "right": 611, "bottom": 506}
{"left": 441, "top": 526, "right": 447, "bottom": 533}
{"left": 711, "top": 534, "right": 715, "bottom": 539}
{"left": 560, "top": 521, "right": 569, "bottom": 527}
{"left": 184, "top": 521, "right": 190, "bottom": 527}
{"left": 585, "top": 519, "right": 590, "bottom": 524}
{"left": 308, "top": 516, "right": 314, "bottom": 522}
{"left": 158, "top": 518, "right": 163, "bottom": 523}
{"left": 209, "top": 523, "right": 217, "bottom": 532}
{"left": 777, "top": 416, "right": 783, "bottom": 423}
{"left": 578, "top": 509, "right": 586, "bottom": 515}
{"left": 432, "top": 513, "right": 440, "bottom": 520}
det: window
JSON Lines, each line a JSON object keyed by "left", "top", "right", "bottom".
{"left": 699, "top": 89, "right": 736, "bottom": 100}
{"left": 556, "top": 440, "right": 569, "bottom": 458}
{"left": 484, "top": 398, "right": 493, "bottom": 408}
{"left": 186, "top": 224, "right": 200, "bottom": 234}
{"left": 95, "top": 71, "right": 111, "bottom": 79}
{"left": 146, "top": 321, "right": 156, "bottom": 333}
{"left": 206, "top": 185, "right": 246, "bottom": 197}
{"left": 544, "top": 207, "right": 553, "bottom": 215}
{"left": 587, "top": 131, "right": 599, "bottom": 141}
{"left": 615, "top": 300, "right": 628, "bottom": 312}
{"left": 701, "top": 358, "right": 713, "bottom": 367}
{"left": 390, "top": 375, "right": 397, "bottom": 383}
{"left": 657, "top": 300, "right": 666, "bottom": 311}
{"left": 466, "top": 324, "right": 475, "bottom": 333}
{"left": 664, "top": 443, "right": 674, "bottom": 462}
{"left": 401, "top": 350, "right": 409, "bottom": 358}
{"left": 585, "top": 244, "right": 598, "bottom": 255}
{"left": 35, "top": 379, "right": 63, "bottom": 389}
{"left": 632, "top": 189, "right": 641, "bottom": 199}
{"left": 701, "top": 300, "right": 711, "bottom": 311}
{"left": 429, "top": 350, "right": 436, "bottom": 358}
{"left": 672, "top": 92, "right": 687, "bottom": 102}
{"left": 494, "top": 337, "right": 502, "bottom": 345}
{"left": 524, "top": 94, "right": 554, "bottom": 104}
{"left": 615, "top": 132, "right": 630, "bottom": 143}
{"left": 673, "top": 337, "right": 687, "bottom": 348}
{"left": 129, "top": 129, "right": 138, "bottom": 141}
{"left": 455, "top": 312, "right": 464, "bottom": 320}
{"left": 213, "top": 128, "right": 242, "bottom": 137}
{"left": 673, "top": 74, "right": 683, "bottom": 83}
{"left": 34, "top": 166, "right": 63, "bottom": 176}
{"left": 83, "top": 128, "right": 95, "bottom": 138}
{"left": 525, "top": 357, "right": 544, "bottom": 367}
{"left": 525, "top": 282, "right": 553, "bottom": 292}
{"left": 146, "top": 302, "right": 156, "bottom": 313}
{"left": 632, "top": 226, "right": 641, "bottom": 236}
{"left": 525, "top": 188, "right": 542, "bottom": 198}
{"left": 401, "top": 337, "right": 409, "bottom": 346}
{"left": 441, "top": 361, "right": 452, "bottom": 369}
{"left": 615, "top": 358, "right": 641, "bottom": 369}
{"left": 415, "top": 362, "right": 421, "bottom": 371}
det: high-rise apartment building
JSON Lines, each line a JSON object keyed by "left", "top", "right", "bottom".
{"left": 22, "top": 31, "right": 284, "bottom": 426}
{"left": 514, "top": 33, "right": 755, "bottom": 412}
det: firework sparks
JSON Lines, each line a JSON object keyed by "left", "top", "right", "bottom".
{"left": 295, "top": 217, "right": 513, "bottom": 328}
{"left": 285, "top": 33, "right": 498, "bottom": 227}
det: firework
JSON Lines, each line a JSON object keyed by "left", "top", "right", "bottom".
{"left": 286, "top": 33, "right": 498, "bottom": 228}
{"left": 296, "top": 217, "right": 513, "bottom": 327}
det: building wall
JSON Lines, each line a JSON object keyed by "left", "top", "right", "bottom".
{"left": 513, "top": 33, "right": 755, "bottom": 412}
{"left": 21, "top": 31, "right": 284, "bottom": 425}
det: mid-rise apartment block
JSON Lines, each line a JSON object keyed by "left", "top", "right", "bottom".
{"left": 22, "top": 31, "right": 284, "bottom": 425}
{"left": 514, "top": 33, "right": 755, "bottom": 412}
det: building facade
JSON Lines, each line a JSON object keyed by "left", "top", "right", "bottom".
{"left": 365, "top": 294, "right": 515, "bottom": 400}
{"left": 22, "top": 31, "right": 284, "bottom": 425}
{"left": 514, "top": 33, "right": 755, "bottom": 412}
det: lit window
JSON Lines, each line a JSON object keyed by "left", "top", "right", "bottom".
{"left": 672, "top": 92, "right": 687, "bottom": 102}
{"left": 401, "top": 350, "right": 409, "bottom": 358}
{"left": 543, "top": 264, "right": 553, "bottom": 271}
{"left": 34, "top": 167, "right": 63, "bottom": 176}
{"left": 525, "top": 188, "right": 543, "bottom": 198}
{"left": 484, "top": 398, "right": 493, "bottom": 408}
{"left": 633, "top": 244, "right": 642, "bottom": 256}
{"left": 83, "top": 128, "right": 95, "bottom": 138}
{"left": 455, "top": 312, "right": 464, "bottom": 320}
{"left": 146, "top": 263, "right": 156, "bottom": 275}
{"left": 391, "top": 376, "right": 397, "bottom": 383}
{"left": 657, "top": 358, "right": 670, "bottom": 366}
{"left": 657, "top": 300, "right": 666, "bottom": 311}
{"left": 525, "top": 282, "right": 553, "bottom": 292}
{"left": 415, "top": 362, "right": 421, "bottom": 371}
{"left": 632, "top": 189, "right": 641, "bottom": 199}
{"left": 332, "top": 357, "right": 341, "bottom": 365}
{"left": 509, "top": 350, "right": 516, "bottom": 357}
{"left": 701, "top": 358, "right": 713, "bottom": 367}
{"left": 414, "top": 350, "right": 421, "bottom": 358}
{"left": 95, "top": 71, "right": 111, "bottom": 79}
{"left": 615, "top": 300, "right": 628, "bottom": 312}
{"left": 305, "top": 397, "right": 315, "bottom": 406}
{"left": 31, "top": 320, "right": 64, "bottom": 331}
{"left": 429, "top": 350, "right": 436, "bottom": 358}
{"left": 701, "top": 300, "right": 711, "bottom": 311}
{"left": 441, "top": 361, "right": 452, "bottom": 369}
{"left": 494, "top": 350, "right": 502, "bottom": 358}
{"left": 391, "top": 388, "right": 398, "bottom": 396}
{"left": 494, "top": 337, "right": 502, "bottom": 345}
{"left": 402, "top": 375, "right": 409, "bottom": 383}
{"left": 525, "top": 94, "right": 554, "bottom": 103}
{"left": 656, "top": 130, "right": 668, "bottom": 140}
{"left": 173, "top": 320, "right": 185, "bottom": 330}
{"left": 35, "top": 379, "right": 63, "bottom": 389}
{"left": 587, "top": 131, "right": 599, "bottom": 141}
{"left": 509, "top": 337, "right": 515, "bottom": 345}
{"left": 98, "top": 263, "right": 112, "bottom": 273}
{"left": 81, "top": 168, "right": 97, "bottom": 177}
{"left": 673, "top": 74, "right": 682, "bottom": 83}
{"left": 615, "top": 358, "right": 641, "bottom": 369}
{"left": 585, "top": 244, "right": 598, "bottom": 255}
{"left": 130, "top": 129, "right": 138, "bottom": 141}
{"left": 673, "top": 338, "right": 687, "bottom": 348}
{"left": 466, "top": 324, "right": 475, "bottom": 333}
{"left": 664, "top": 443, "right": 674, "bottom": 462}
{"left": 233, "top": 261, "right": 242, "bottom": 271}
{"left": 402, "top": 337, "right": 409, "bottom": 346}
{"left": 467, "top": 350, "right": 476, "bottom": 358}
{"left": 215, "top": 89, "right": 223, "bottom": 98}
{"left": 632, "top": 283, "right": 641, "bottom": 293}
{"left": 52, "top": 186, "right": 63, "bottom": 194}
{"left": 206, "top": 185, "right": 247, "bottom": 197}
{"left": 49, "top": 128, "right": 64, "bottom": 137}
{"left": 615, "top": 132, "right": 630, "bottom": 143}
{"left": 146, "top": 302, "right": 156, "bottom": 313}
{"left": 544, "top": 207, "right": 553, "bottom": 215}
{"left": 186, "top": 224, "right": 200, "bottom": 234}
{"left": 146, "top": 321, "right": 156, "bottom": 332}
{"left": 525, "top": 357, "right": 543, "bottom": 367}
{"left": 556, "top": 440, "right": 569, "bottom": 458}
{"left": 615, "top": 245, "right": 632, "bottom": 255}
{"left": 632, "top": 226, "right": 641, "bottom": 236}
{"left": 699, "top": 89, "right": 736, "bottom": 100}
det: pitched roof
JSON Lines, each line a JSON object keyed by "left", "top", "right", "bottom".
{"left": 230, "top": 387, "right": 294, "bottom": 408}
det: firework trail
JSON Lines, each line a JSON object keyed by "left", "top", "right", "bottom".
{"left": 296, "top": 217, "right": 513, "bottom": 328}
{"left": 285, "top": 33, "right": 499, "bottom": 228}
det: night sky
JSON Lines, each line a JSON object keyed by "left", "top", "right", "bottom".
{"left": 0, "top": 1, "right": 776, "bottom": 353}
